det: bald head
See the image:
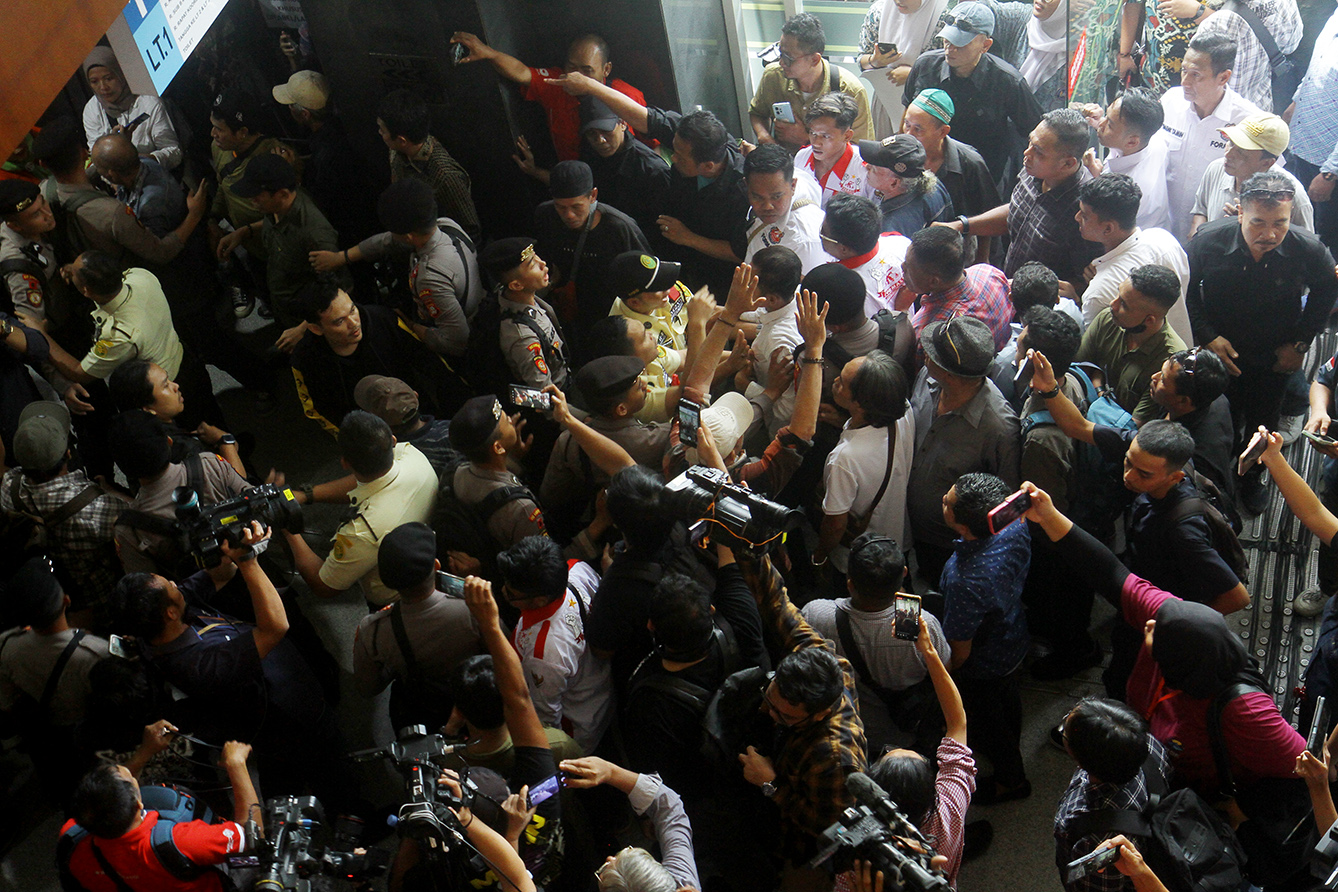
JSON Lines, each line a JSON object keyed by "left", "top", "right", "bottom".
{"left": 91, "top": 134, "right": 140, "bottom": 187}
{"left": 566, "top": 33, "right": 612, "bottom": 82}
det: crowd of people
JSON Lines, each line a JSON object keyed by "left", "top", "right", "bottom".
{"left": 3, "top": 0, "right": 1338, "bottom": 890}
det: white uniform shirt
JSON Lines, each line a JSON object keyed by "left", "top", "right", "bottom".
{"left": 849, "top": 232, "right": 912, "bottom": 317}
{"left": 794, "top": 143, "right": 872, "bottom": 208}
{"left": 743, "top": 300, "right": 803, "bottom": 435}
{"left": 743, "top": 200, "right": 827, "bottom": 274}
{"left": 1191, "top": 157, "right": 1314, "bottom": 232}
{"left": 1104, "top": 140, "right": 1172, "bottom": 232}
{"left": 822, "top": 411, "right": 916, "bottom": 573}
{"left": 1082, "top": 227, "right": 1193, "bottom": 346}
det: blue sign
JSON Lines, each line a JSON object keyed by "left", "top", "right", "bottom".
{"left": 124, "top": 0, "right": 184, "bottom": 93}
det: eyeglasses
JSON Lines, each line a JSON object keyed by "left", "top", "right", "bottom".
{"left": 779, "top": 49, "right": 807, "bottom": 66}
{"left": 820, "top": 231, "right": 840, "bottom": 247}
{"left": 1241, "top": 188, "right": 1295, "bottom": 201}
{"left": 760, "top": 679, "right": 811, "bottom": 727}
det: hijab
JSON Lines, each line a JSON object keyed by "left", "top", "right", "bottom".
{"left": 1150, "top": 598, "right": 1254, "bottom": 699}
{"left": 878, "top": 0, "right": 953, "bottom": 68}
{"left": 1020, "top": 0, "right": 1069, "bottom": 90}
{"left": 82, "top": 47, "right": 136, "bottom": 115}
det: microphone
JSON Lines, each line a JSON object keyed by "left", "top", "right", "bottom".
{"left": 846, "top": 772, "right": 903, "bottom": 827}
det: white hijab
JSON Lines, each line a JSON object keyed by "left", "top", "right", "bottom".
{"left": 1020, "top": 0, "right": 1069, "bottom": 90}
{"left": 877, "top": 0, "right": 952, "bottom": 67}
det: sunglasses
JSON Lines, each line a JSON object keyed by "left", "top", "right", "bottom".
{"left": 946, "top": 15, "right": 983, "bottom": 34}
{"left": 1178, "top": 346, "right": 1203, "bottom": 380}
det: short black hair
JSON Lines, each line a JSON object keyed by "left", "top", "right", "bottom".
{"left": 951, "top": 472, "right": 1010, "bottom": 539}
{"left": 1042, "top": 108, "right": 1092, "bottom": 161}
{"left": 451, "top": 655, "right": 503, "bottom": 730}
{"left": 585, "top": 314, "right": 636, "bottom": 360}
{"left": 339, "top": 410, "right": 394, "bottom": 477}
{"left": 782, "top": 12, "right": 826, "bottom": 55}
{"left": 72, "top": 762, "right": 140, "bottom": 838}
{"left": 1115, "top": 88, "right": 1164, "bottom": 144}
{"left": 870, "top": 752, "right": 936, "bottom": 827}
{"left": 607, "top": 465, "right": 673, "bottom": 555}
{"left": 497, "top": 536, "right": 568, "bottom": 604}
{"left": 677, "top": 110, "right": 730, "bottom": 166}
{"left": 108, "top": 359, "right": 154, "bottom": 412}
{"left": 773, "top": 648, "right": 842, "bottom": 713}
{"left": 1127, "top": 263, "right": 1181, "bottom": 312}
{"left": 33, "top": 119, "right": 84, "bottom": 174}
{"left": 76, "top": 251, "right": 124, "bottom": 296}
{"left": 297, "top": 271, "right": 346, "bottom": 324}
{"left": 846, "top": 533, "right": 906, "bottom": 603}
{"left": 803, "top": 263, "right": 867, "bottom": 325}
{"left": 849, "top": 350, "right": 909, "bottom": 428}
{"left": 1080, "top": 173, "right": 1141, "bottom": 231}
{"left": 648, "top": 573, "right": 713, "bottom": 656}
{"left": 1010, "top": 262, "right": 1059, "bottom": 317}
{"left": 1133, "top": 419, "right": 1195, "bottom": 472}
{"left": 1187, "top": 31, "right": 1237, "bottom": 75}
{"left": 111, "top": 572, "right": 170, "bottom": 641}
{"left": 1019, "top": 306, "right": 1081, "bottom": 377}
{"left": 745, "top": 142, "right": 794, "bottom": 182}
{"left": 752, "top": 245, "right": 803, "bottom": 301}
{"left": 1169, "top": 348, "right": 1228, "bottom": 408}
{"left": 1064, "top": 697, "right": 1150, "bottom": 784}
{"left": 825, "top": 193, "right": 881, "bottom": 255}
{"left": 804, "top": 92, "right": 858, "bottom": 130}
{"left": 1240, "top": 169, "right": 1297, "bottom": 209}
{"left": 377, "top": 89, "right": 431, "bottom": 143}
{"left": 909, "top": 225, "right": 964, "bottom": 282}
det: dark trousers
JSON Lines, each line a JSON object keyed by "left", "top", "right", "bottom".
{"left": 913, "top": 542, "right": 955, "bottom": 594}
{"left": 1288, "top": 154, "right": 1338, "bottom": 252}
{"left": 958, "top": 668, "right": 1026, "bottom": 787}
{"left": 1228, "top": 365, "right": 1290, "bottom": 489}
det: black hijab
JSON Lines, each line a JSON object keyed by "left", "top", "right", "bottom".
{"left": 1151, "top": 598, "right": 1258, "bottom": 699}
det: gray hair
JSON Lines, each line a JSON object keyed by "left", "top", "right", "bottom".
{"left": 598, "top": 847, "right": 677, "bottom": 892}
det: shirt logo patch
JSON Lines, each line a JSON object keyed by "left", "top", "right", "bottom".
{"left": 528, "top": 507, "right": 546, "bottom": 531}
{"left": 527, "top": 341, "right": 549, "bottom": 375}
{"left": 92, "top": 339, "right": 113, "bottom": 357}
{"left": 420, "top": 294, "right": 440, "bottom": 318}
{"left": 766, "top": 226, "right": 783, "bottom": 245}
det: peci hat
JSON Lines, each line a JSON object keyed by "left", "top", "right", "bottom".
{"left": 574, "top": 355, "right": 646, "bottom": 408}
{"left": 0, "top": 179, "right": 40, "bottom": 217}
{"left": 939, "top": 2, "right": 996, "bottom": 45}
{"left": 910, "top": 89, "right": 955, "bottom": 125}
{"left": 449, "top": 395, "right": 505, "bottom": 454}
{"left": 550, "top": 160, "right": 595, "bottom": 199}
{"left": 609, "top": 251, "right": 681, "bottom": 297}
{"left": 272, "top": 70, "right": 331, "bottom": 110}
{"left": 5, "top": 557, "right": 65, "bottom": 628}
{"left": 579, "top": 97, "right": 622, "bottom": 133}
{"left": 858, "top": 134, "right": 926, "bottom": 177}
{"left": 378, "top": 521, "right": 438, "bottom": 590}
{"left": 354, "top": 375, "right": 419, "bottom": 428}
{"left": 1219, "top": 114, "right": 1290, "bottom": 158}
{"left": 921, "top": 316, "right": 996, "bottom": 378}
{"left": 232, "top": 154, "right": 298, "bottom": 198}
{"left": 377, "top": 178, "right": 438, "bottom": 235}
{"left": 13, "top": 400, "right": 71, "bottom": 472}
{"left": 699, "top": 392, "right": 755, "bottom": 459}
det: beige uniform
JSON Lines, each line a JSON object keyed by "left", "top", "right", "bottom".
{"left": 540, "top": 414, "right": 671, "bottom": 509}
{"left": 50, "top": 181, "right": 185, "bottom": 267}
{"left": 498, "top": 294, "right": 569, "bottom": 390}
{"left": 81, "top": 268, "right": 183, "bottom": 379}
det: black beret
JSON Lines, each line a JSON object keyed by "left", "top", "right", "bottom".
{"left": 479, "top": 237, "right": 536, "bottom": 280}
{"left": 5, "top": 557, "right": 64, "bottom": 628}
{"left": 0, "top": 179, "right": 40, "bottom": 217}
{"left": 550, "top": 160, "right": 594, "bottom": 199}
{"left": 575, "top": 355, "right": 645, "bottom": 406}
{"left": 377, "top": 179, "right": 438, "bottom": 234}
{"left": 449, "top": 395, "right": 504, "bottom": 454}
{"left": 378, "top": 522, "right": 437, "bottom": 590}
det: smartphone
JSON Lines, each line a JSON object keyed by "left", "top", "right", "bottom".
{"left": 1304, "top": 430, "right": 1338, "bottom": 448}
{"left": 1013, "top": 355, "right": 1035, "bottom": 390}
{"left": 1066, "top": 844, "right": 1121, "bottom": 883}
{"left": 772, "top": 101, "right": 797, "bottom": 125}
{"left": 1237, "top": 429, "right": 1269, "bottom": 477}
{"left": 679, "top": 399, "right": 702, "bottom": 448}
{"left": 449, "top": 42, "right": 468, "bottom": 66}
{"left": 987, "top": 489, "right": 1032, "bottom": 535}
{"left": 876, "top": 42, "right": 898, "bottom": 56}
{"left": 436, "top": 571, "right": 466, "bottom": 598}
{"left": 892, "top": 594, "right": 921, "bottom": 641}
{"left": 108, "top": 634, "right": 130, "bottom": 659}
{"left": 1308, "top": 696, "right": 1328, "bottom": 757}
{"left": 528, "top": 773, "right": 566, "bottom": 808}
{"left": 510, "top": 384, "right": 552, "bottom": 410}
{"left": 123, "top": 112, "right": 150, "bottom": 131}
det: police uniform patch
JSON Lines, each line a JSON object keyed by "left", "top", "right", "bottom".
{"left": 92, "top": 339, "right": 114, "bottom": 357}
{"left": 20, "top": 274, "right": 42, "bottom": 307}
{"left": 528, "top": 507, "right": 546, "bottom": 531}
{"left": 527, "top": 341, "right": 549, "bottom": 375}
{"left": 766, "top": 226, "right": 783, "bottom": 245}
{"left": 332, "top": 534, "right": 350, "bottom": 560}
{"left": 421, "top": 294, "right": 440, "bottom": 318}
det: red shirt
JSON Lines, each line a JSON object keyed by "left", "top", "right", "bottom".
{"left": 61, "top": 813, "right": 246, "bottom": 892}
{"left": 524, "top": 68, "right": 647, "bottom": 161}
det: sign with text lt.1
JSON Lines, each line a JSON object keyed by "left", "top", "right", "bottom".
{"left": 123, "top": 0, "right": 230, "bottom": 93}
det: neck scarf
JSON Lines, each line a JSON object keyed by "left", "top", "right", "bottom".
{"left": 83, "top": 47, "right": 136, "bottom": 115}
{"left": 1020, "top": 0, "right": 1069, "bottom": 90}
{"left": 878, "top": 0, "right": 952, "bottom": 68}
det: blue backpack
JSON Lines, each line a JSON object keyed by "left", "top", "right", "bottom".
{"left": 1022, "top": 362, "right": 1136, "bottom": 537}
{"left": 57, "top": 784, "right": 219, "bottom": 891}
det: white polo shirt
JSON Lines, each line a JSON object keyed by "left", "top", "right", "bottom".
{"left": 846, "top": 232, "right": 911, "bottom": 318}
{"left": 822, "top": 411, "right": 916, "bottom": 573}
{"left": 742, "top": 199, "right": 827, "bottom": 274}
{"left": 1104, "top": 139, "right": 1171, "bottom": 232}
{"left": 1191, "top": 157, "right": 1314, "bottom": 232}
{"left": 794, "top": 143, "right": 872, "bottom": 209}
{"left": 1156, "top": 87, "right": 1265, "bottom": 244}
{"left": 1081, "top": 227, "right": 1193, "bottom": 346}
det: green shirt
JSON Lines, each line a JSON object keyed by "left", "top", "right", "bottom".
{"left": 261, "top": 189, "right": 338, "bottom": 320}
{"left": 1075, "top": 309, "right": 1186, "bottom": 424}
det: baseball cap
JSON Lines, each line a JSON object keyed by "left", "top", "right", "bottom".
{"left": 580, "top": 97, "right": 622, "bottom": 133}
{"left": 355, "top": 375, "right": 419, "bottom": 428}
{"left": 609, "top": 251, "right": 681, "bottom": 297}
{"left": 700, "top": 392, "right": 755, "bottom": 459}
{"left": 272, "top": 70, "right": 330, "bottom": 110}
{"left": 13, "top": 401, "right": 71, "bottom": 472}
{"left": 212, "top": 90, "right": 261, "bottom": 131}
{"left": 940, "top": 2, "right": 995, "bottom": 46}
{"left": 921, "top": 316, "right": 996, "bottom": 378}
{"left": 232, "top": 154, "right": 298, "bottom": 198}
{"left": 378, "top": 522, "right": 437, "bottom": 590}
{"left": 1220, "top": 114, "right": 1290, "bottom": 157}
{"left": 858, "top": 134, "right": 926, "bottom": 177}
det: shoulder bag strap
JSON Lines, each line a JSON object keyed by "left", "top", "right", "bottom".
{"left": 40, "top": 630, "right": 87, "bottom": 713}
{"left": 388, "top": 603, "right": 420, "bottom": 678}
{"left": 1207, "top": 681, "right": 1257, "bottom": 798}
{"left": 865, "top": 424, "right": 897, "bottom": 519}
{"left": 45, "top": 484, "right": 107, "bottom": 528}
{"left": 184, "top": 451, "right": 205, "bottom": 501}
{"left": 832, "top": 608, "right": 904, "bottom": 707}
{"left": 829, "top": 58, "right": 840, "bottom": 93}
{"left": 1065, "top": 806, "right": 1152, "bottom": 842}
{"left": 1223, "top": 0, "right": 1286, "bottom": 65}
{"left": 88, "top": 840, "right": 141, "bottom": 892}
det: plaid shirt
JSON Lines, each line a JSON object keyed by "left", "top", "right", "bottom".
{"left": 1195, "top": 0, "right": 1302, "bottom": 111}
{"left": 738, "top": 553, "right": 868, "bottom": 860}
{"left": 1, "top": 468, "right": 123, "bottom": 609}
{"left": 389, "top": 135, "right": 480, "bottom": 240}
{"left": 1289, "top": 8, "right": 1338, "bottom": 174}
{"left": 1005, "top": 168, "right": 1100, "bottom": 286}
{"left": 1053, "top": 737, "right": 1171, "bottom": 892}
{"left": 911, "top": 264, "right": 1015, "bottom": 354}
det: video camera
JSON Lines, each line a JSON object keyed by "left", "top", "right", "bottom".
{"left": 349, "top": 726, "right": 476, "bottom": 850}
{"left": 809, "top": 773, "right": 949, "bottom": 892}
{"left": 664, "top": 466, "right": 801, "bottom": 552}
{"left": 249, "top": 795, "right": 386, "bottom": 891}
{"left": 172, "top": 484, "right": 303, "bottom": 569}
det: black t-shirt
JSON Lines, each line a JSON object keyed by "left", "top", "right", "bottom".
{"left": 532, "top": 202, "right": 649, "bottom": 323}
{"left": 582, "top": 138, "right": 673, "bottom": 237}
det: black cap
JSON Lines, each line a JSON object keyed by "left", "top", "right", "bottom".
{"left": 377, "top": 178, "right": 438, "bottom": 234}
{"left": 579, "top": 97, "right": 622, "bottom": 133}
{"left": 0, "top": 180, "right": 40, "bottom": 217}
{"left": 212, "top": 90, "right": 260, "bottom": 131}
{"left": 479, "top": 237, "right": 536, "bottom": 280}
{"left": 232, "top": 153, "right": 298, "bottom": 198}
{"left": 575, "top": 355, "right": 645, "bottom": 406}
{"left": 801, "top": 263, "right": 867, "bottom": 325}
{"left": 449, "top": 395, "right": 504, "bottom": 454}
{"left": 378, "top": 522, "right": 437, "bottom": 590}
{"left": 30, "top": 117, "right": 83, "bottom": 163}
{"left": 858, "top": 134, "right": 927, "bottom": 178}
{"left": 550, "top": 160, "right": 594, "bottom": 199}
{"left": 6, "top": 557, "right": 64, "bottom": 628}
{"left": 107, "top": 410, "right": 172, "bottom": 479}
{"left": 609, "top": 251, "right": 681, "bottom": 297}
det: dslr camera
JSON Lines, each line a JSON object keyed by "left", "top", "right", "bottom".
{"left": 172, "top": 485, "right": 303, "bottom": 569}
{"left": 663, "top": 466, "right": 801, "bottom": 552}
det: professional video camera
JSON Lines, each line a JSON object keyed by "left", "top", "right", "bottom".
{"left": 248, "top": 795, "right": 386, "bottom": 891}
{"left": 172, "top": 484, "right": 303, "bottom": 568}
{"left": 809, "top": 773, "right": 949, "bottom": 892}
{"left": 664, "top": 466, "right": 801, "bottom": 552}
{"left": 349, "top": 725, "right": 477, "bottom": 850}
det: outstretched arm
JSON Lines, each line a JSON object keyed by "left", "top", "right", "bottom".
{"left": 450, "top": 32, "right": 533, "bottom": 86}
{"left": 464, "top": 577, "right": 548, "bottom": 749}
{"left": 1028, "top": 351, "right": 1095, "bottom": 445}
{"left": 1257, "top": 428, "right": 1338, "bottom": 547}
{"left": 916, "top": 616, "right": 966, "bottom": 745}
{"left": 536, "top": 71, "right": 650, "bottom": 134}
{"left": 547, "top": 386, "right": 635, "bottom": 476}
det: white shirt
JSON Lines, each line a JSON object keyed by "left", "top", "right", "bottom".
{"left": 822, "top": 412, "right": 915, "bottom": 572}
{"left": 512, "top": 561, "right": 612, "bottom": 753}
{"left": 1104, "top": 140, "right": 1172, "bottom": 232}
{"left": 743, "top": 199, "right": 827, "bottom": 274}
{"left": 81, "top": 93, "right": 182, "bottom": 171}
{"left": 743, "top": 300, "right": 803, "bottom": 435}
{"left": 1156, "top": 87, "right": 1265, "bottom": 244}
{"left": 1191, "top": 156, "right": 1315, "bottom": 232}
{"left": 794, "top": 143, "right": 872, "bottom": 209}
{"left": 1082, "top": 227, "right": 1194, "bottom": 345}
{"left": 850, "top": 232, "right": 912, "bottom": 318}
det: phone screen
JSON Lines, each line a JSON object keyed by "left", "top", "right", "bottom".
{"left": 1013, "top": 355, "right": 1035, "bottom": 390}
{"left": 528, "top": 773, "right": 565, "bottom": 807}
{"left": 1305, "top": 430, "right": 1337, "bottom": 447}
{"left": 436, "top": 571, "right": 466, "bottom": 598}
{"left": 892, "top": 595, "right": 921, "bottom": 641}
{"left": 987, "top": 490, "right": 1032, "bottom": 535}
{"left": 1066, "top": 845, "right": 1120, "bottom": 882}
{"left": 679, "top": 400, "right": 701, "bottom": 448}
{"left": 509, "top": 385, "right": 552, "bottom": 410}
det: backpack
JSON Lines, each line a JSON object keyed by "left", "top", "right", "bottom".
{"left": 57, "top": 784, "right": 220, "bottom": 892}
{"left": 431, "top": 465, "right": 534, "bottom": 578}
{"left": 825, "top": 309, "right": 913, "bottom": 375}
{"left": 1023, "top": 362, "right": 1136, "bottom": 537}
{"left": 1165, "top": 493, "right": 1250, "bottom": 582}
{"left": 1065, "top": 751, "right": 1246, "bottom": 892}
{"left": 114, "top": 453, "right": 206, "bottom": 579}
{"left": 1, "top": 475, "right": 110, "bottom": 581}
{"left": 463, "top": 288, "right": 561, "bottom": 401}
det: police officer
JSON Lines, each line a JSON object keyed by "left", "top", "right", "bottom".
{"left": 0, "top": 179, "right": 58, "bottom": 322}
{"left": 310, "top": 178, "right": 482, "bottom": 358}
{"left": 479, "top": 238, "right": 570, "bottom": 391}
{"left": 351, "top": 522, "right": 482, "bottom": 729}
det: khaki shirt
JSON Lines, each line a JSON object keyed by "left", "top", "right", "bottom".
{"left": 453, "top": 462, "right": 546, "bottom": 549}
{"left": 0, "top": 223, "right": 54, "bottom": 321}
{"left": 210, "top": 136, "right": 286, "bottom": 231}
{"left": 0, "top": 628, "right": 110, "bottom": 727}
{"left": 1076, "top": 309, "right": 1187, "bottom": 424}
{"left": 82, "top": 268, "right": 183, "bottom": 379}
{"left": 52, "top": 181, "right": 184, "bottom": 267}
{"left": 748, "top": 59, "right": 874, "bottom": 143}
{"left": 609, "top": 283, "right": 690, "bottom": 354}
{"left": 320, "top": 443, "right": 438, "bottom": 605}
{"left": 499, "top": 294, "right": 568, "bottom": 390}
{"left": 540, "top": 414, "right": 671, "bottom": 509}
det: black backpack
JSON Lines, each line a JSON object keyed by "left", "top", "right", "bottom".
{"left": 431, "top": 465, "right": 534, "bottom": 579}
{"left": 824, "top": 309, "right": 914, "bottom": 376}
{"left": 1165, "top": 491, "right": 1250, "bottom": 582}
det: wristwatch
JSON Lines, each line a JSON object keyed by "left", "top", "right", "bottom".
{"left": 956, "top": 214, "right": 971, "bottom": 235}
{"left": 760, "top": 781, "right": 777, "bottom": 798}
{"left": 0, "top": 318, "right": 12, "bottom": 338}
{"left": 217, "top": 434, "right": 238, "bottom": 447}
